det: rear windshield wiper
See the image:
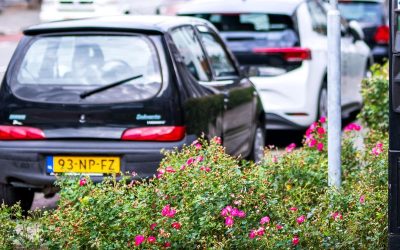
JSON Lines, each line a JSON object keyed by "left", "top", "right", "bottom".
{"left": 80, "top": 75, "right": 143, "bottom": 99}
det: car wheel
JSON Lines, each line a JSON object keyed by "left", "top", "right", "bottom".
{"left": 318, "top": 83, "right": 328, "bottom": 119}
{"left": 0, "top": 184, "right": 34, "bottom": 212}
{"left": 251, "top": 124, "right": 265, "bottom": 163}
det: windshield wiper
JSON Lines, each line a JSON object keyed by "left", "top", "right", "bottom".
{"left": 80, "top": 75, "right": 143, "bottom": 99}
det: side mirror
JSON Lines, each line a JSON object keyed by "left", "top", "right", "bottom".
{"left": 348, "top": 20, "right": 365, "bottom": 42}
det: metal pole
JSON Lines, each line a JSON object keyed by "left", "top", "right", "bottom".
{"left": 327, "top": 0, "right": 342, "bottom": 188}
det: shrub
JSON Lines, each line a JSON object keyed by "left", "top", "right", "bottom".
{"left": 358, "top": 63, "right": 389, "bottom": 133}
{"left": 35, "top": 123, "right": 387, "bottom": 249}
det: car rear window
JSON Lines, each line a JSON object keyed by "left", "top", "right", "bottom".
{"left": 338, "top": 1, "right": 384, "bottom": 25}
{"left": 13, "top": 35, "right": 162, "bottom": 104}
{"left": 183, "top": 13, "right": 294, "bottom": 32}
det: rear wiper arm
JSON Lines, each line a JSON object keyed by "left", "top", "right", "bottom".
{"left": 80, "top": 75, "right": 143, "bottom": 99}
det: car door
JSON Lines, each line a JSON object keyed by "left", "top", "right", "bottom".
{"left": 307, "top": 0, "right": 351, "bottom": 106}
{"left": 195, "top": 25, "right": 256, "bottom": 157}
{"left": 169, "top": 25, "right": 225, "bottom": 141}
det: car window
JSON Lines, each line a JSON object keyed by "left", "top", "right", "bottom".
{"left": 183, "top": 13, "right": 294, "bottom": 32}
{"left": 338, "top": 1, "right": 384, "bottom": 25}
{"left": 14, "top": 35, "right": 162, "bottom": 104}
{"left": 170, "top": 26, "right": 211, "bottom": 81}
{"left": 307, "top": 0, "right": 327, "bottom": 35}
{"left": 196, "top": 26, "right": 238, "bottom": 78}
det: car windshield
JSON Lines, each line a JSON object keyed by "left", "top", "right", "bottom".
{"left": 184, "top": 13, "right": 294, "bottom": 32}
{"left": 338, "top": 2, "right": 383, "bottom": 25}
{"left": 13, "top": 35, "right": 162, "bottom": 104}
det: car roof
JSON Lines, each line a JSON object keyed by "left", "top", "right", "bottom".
{"left": 24, "top": 15, "right": 210, "bottom": 35}
{"left": 177, "top": 0, "right": 305, "bottom": 15}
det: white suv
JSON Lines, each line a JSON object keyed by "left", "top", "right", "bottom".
{"left": 178, "top": 0, "right": 370, "bottom": 130}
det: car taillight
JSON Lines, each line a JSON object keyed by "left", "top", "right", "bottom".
{"left": 121, "top": 126, "right": 186, "bottom": 141}
{"left": 252, "top": 47, "right": 312, "bottom": 62}
{"left": 0, "top": 125, "right": 45, "bottom": 140}
{"left": 374, "top": 25, "right": 389, "bottom": 44}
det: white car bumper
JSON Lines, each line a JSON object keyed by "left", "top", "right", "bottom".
{"left": 251, "top": 62, "right": 320, "bottom": 130}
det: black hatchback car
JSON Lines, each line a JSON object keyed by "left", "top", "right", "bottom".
{"left": 0, "top": 16, "right": 265, "bottom": 210}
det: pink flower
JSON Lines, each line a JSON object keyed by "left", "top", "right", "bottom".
{"left": 317, "top": 142, "right": 324, "bottom": 152}
{"left": 372, "top": 142, "right": 384, "bottom": 156}
{"left": 249, "top": 230, "right": 256, "bottom": 239}
{"left": 231, "top": 208, "right": 240, "bottom": 217}
{"left": 196, "top": 156, "right": 204, "bottom": 162}
{"left": 164, "top": 242, "right": 171, "bottom": 248}
{"left": 165, "top": 166, "right": 176, "bottom": 173}
{"left": 256, "top": 227, "right": 265, "bottom": 236}
{"left": 310, "top": 122, "right": 318, "bottom": 130}
{"left": 134, "top": 235, "right": 145, "bottom": 246}
{"left": 260, "top": 216, "right": 270, "bottom": 225}
{"left": 214, "top": 137, "right": 222, "bottom": 145}
{"left": 296, "top": 215, "right": 306, "bottom": 224}
{"left": 272, "top": 156, "right": 278, "bottom": 163}
{"left": 290, "top": 207, "right": 298, "bottom": 212}
{"left": 221, "top": 208, "right": 229, "bottom": 217}
{"left": 225, "top": 216, "right": 234, "bottom": 227}
{"left": 292, "top": 235, "right": 300, "bottom": 246}
{"left": 319, "top": 116, "right": 326, "bottom": 123}
{"left": 286, "top": 143, "right": 296, "bottom": 153}
{"left": 200, "top": 166, "right": 211, "bottom": 172}
{"left": 308, "top": 138, "right": 317, "bottom": 148}
{"left": 359, "top": 195, "right": 366, "bottom": 204}
{"left": 186, "top": 157, "right": 194, "bottom": 165}
{"left": 276, "top": 224, "right": 283, "bottom": 230}
{"left": 157, "top": 169, "right": 165, "bottom": 179}
{"left": 79, "top": 178, "right": 87, "bottom": 186}
{"left": 237, "top": 210, "right": 246, "bottom": 218}
{"left": 317, "top": 127, "right": 326, "bottom": 136}
{"left": 180, "top": 165, "right": 186, "bottom": 171}
{"left": 221, "top": 206, "right": 232, "bottom": 217}
{"left": 305, "top": 128, "right": 313, "bottom": 138}
{"left": 150, "top": 223, "right": 157, "bottom": 231}
{"left": 147, "top": 236, "right": 156, "bottom": 244}
{"left": 331, "top": 211, "right": 343, "bottom": 221}
{"left": 344, "top": 123, "right": 362, "bottom": 132}
{"left": 161, "top": 204, "right": 176, "bottom": 218}
{"left": 171, "top": 222, "right": 181, "bottom": 230}
{"left": 195, "top": 143, "right": 202, "bottom": 150}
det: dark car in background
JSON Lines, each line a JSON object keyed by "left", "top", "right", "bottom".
{"left": 0, "top": 16, "right": 265, "bottom": 210}
{"left": 338, "top": 0, "right": 389, "bottom": 63}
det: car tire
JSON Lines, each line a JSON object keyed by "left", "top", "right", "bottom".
{"left": 317, "top": 82, "right": 328, "bottom": 119}
{"left": 250, "top": 124, "right": 265, "bottom": 163}
{"left": 0, "top": 184, "right": 34, "bottom": 212}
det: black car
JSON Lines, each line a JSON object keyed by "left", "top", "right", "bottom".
{"left": 338, "top": 0, "right": 389, "bottom": 63}
{"left": 0, "top": 16, "right": 265, "bottom": 210}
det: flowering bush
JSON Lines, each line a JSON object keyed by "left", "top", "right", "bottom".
{"left": 358, "top": 63, "right": 388, "bottom": 133}
{"left": 18, "top": 122, "right": 383, "bottom": 249}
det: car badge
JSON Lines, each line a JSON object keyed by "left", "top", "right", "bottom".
{"left": 12, "top": 120, "right": 23, "bottom": 125}
{"left": 79, "top": 114, "right": 86, "bottom": 124}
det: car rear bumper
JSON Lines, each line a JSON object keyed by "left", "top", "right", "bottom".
{"left": 371, "top": 44, "right": 388, "bottom": 64}
{"left": 0, "top": 137, "right": 194, "bottom": 189}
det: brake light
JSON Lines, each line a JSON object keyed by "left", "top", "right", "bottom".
{"left": 0, "top": 125, "right": 45, "bottom": 140}
{"left": 252, "top": 47, "right": 312, "bottom": 62}
{"left": 374, "top": 25, "right": 389, "bottom": 44}
{"left": 121, "top": 126, "right": 186, "bottom": 141}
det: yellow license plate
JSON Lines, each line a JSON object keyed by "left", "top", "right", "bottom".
{"left": 50, "top": 156, "right": 120, "bottom": 174}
